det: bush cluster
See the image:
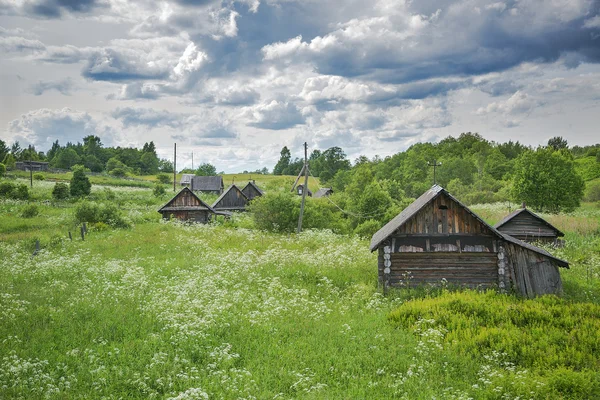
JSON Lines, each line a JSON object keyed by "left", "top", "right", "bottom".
{"left": 20, "top": 204, "right": 39, "bottom": 218}
{"left": 52, "top": 182, "right": 70, "bottom": 200}
{"left": 74, "top": 201, "right": 130, "bottom": 228}
{"left": 157, "top": 174, "right": 171, "bottom": 184}
{"left": 0, "top": 182, "right": 29, "bottom": 200}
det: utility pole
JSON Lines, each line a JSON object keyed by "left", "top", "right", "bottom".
{"left": 297, "top": 142, "right": 309, "bottom": 234}
{"left": 29, "top": 159, "right": 33, "bottom": 188}
{"left": 192, "top": 152, "right": 194, "bottom": 170}
{"left": 428, "top": 159, "right": 442, "bottom": 185}
{"left": 173, "top": 143, "right": 177, "bottom": 192}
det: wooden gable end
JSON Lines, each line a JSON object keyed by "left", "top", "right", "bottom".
{"left": 167, "top": 189, "right": 203, "bottom": 208}
{"left": 497, "top": 212, "right": 559, "bottom": 238}
{"left": 242, "top": 184, "right": 262, "bottom": 200}
{"left": 213, "top": 186, "right": 248, "bottom": 209}
{"left": 395, "top": 192, "right": 493, "bottom": 236}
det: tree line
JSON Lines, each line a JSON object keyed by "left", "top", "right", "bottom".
{"left": 0, "top": 137, "right": 173, "bottom": 176}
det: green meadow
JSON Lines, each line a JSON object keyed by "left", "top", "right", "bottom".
{"left": 1, "top": 175, "right": 599, "bottom": 399}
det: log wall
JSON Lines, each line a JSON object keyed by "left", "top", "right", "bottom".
{"left": 503, "top": 242, "right": 563, "bottom": 297}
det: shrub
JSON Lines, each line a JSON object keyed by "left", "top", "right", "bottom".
{"left": 354, "top": 219, "right": 381, "bottom": 238}
{"left": 33, "top": 173, "right": 45, "bottom": 181}
{"left": 21, "top": 204, "right": 39, "bottom": 218}
{"left": 0, "top": 163, "right": 5, "bottom": 177}
{"left": 110, "top": 168, "right": 127, "bottom": 177}
{"left": 153, "top": 183, "right": 166, "bottom": 198}
{"left": 248, "top": 192, "right": 299, "bottom": 233}
{"left": 0, "top": 181, "right": 15, "bottom": 197}
{"left": 74, "top": 201, "right": 130, "bottom": 228}
{"left": 157, "top": 174, "right": 171, "bottom": 184}
{"left": 103, "top": 187, "right": 116, "bottom": 201}
{"left": 70, "top": 165, "right": 91, "bottom": 197}
{"left": 584, "top": 181, "right": 600, "bottom": 202}
{"left": 12, "top": 184, "right": 29, "bottom": 200}
{"left": 52, "top": 183, "right": 70, "bottom": 200}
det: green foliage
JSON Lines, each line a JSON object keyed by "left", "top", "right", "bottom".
{"left": 140, "top": 152, "right": 159, "bottom": 175}
{"left": 511, "top": 148, "right": 585, "bottom": 213}
{"left": 106, "top": 157, "right": 129, "bottom": 173}
{"left": 109, "top": 167, "right": 127, "bottom": 177}
{"left": 584, "top": 180, "right": 600, "bottom": 202}
{"left": 0, "top": 163, "right": 5, "bottom": 177}
{"left": 157, "top": 174, "right": 171, "bottom": 184}
{"left": 70, "top": 166, "right": 91, "bottom": 197}
{"left": 74, "top": 201, "right": 130, "bottom": 228}
{"left": 273, "top": 146, "right": 291, "bottom": 175}
{"left": 310, "top": 146, "right": 351, "bottom": 184}
{"left": 574, "top": 156, "right": 600, "bottom": 181}
{"left": 51, "top": 182, "right": 70, "bottom": 200}
{"left": 248, "top": 191, "right": 299, "bottom": 232}
{"left": 354, "top": 219, "right": 381, "bottom": 238}
{"left": 195, "top": 163, "right": 217, "bottom": 176}
{"left": 548, "top": 136, "right": 569, "bottom": 151}
{"left": 33, "top": 173, "right": 45, "bottom": 181}
{"left": 0, "top": 182, "right": 29, "bottom": 200}
{"left": 20, "top": 204, "right": 39, "bottom": 218}
{"left": 52, "top": 148, "right": 81, "bottom": 169}
{"left": 2, "top": 153, "right": 16, "bottom": 170}
{"left": 153, "top": 183, "right": 166, "bottom": 198}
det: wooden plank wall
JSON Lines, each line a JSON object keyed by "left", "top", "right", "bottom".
{"left": 503, "top": 242, "right": 563, "bottom": 297}
{"left": 215, "top": 187, "right": 248, "bottom": 209}
{"left": 385, "top": 252, "right": 498, "bottom": 287}
{"left": 497, "top": 212, "right": 558, "bottom": 239}
{"left": 396, "top": 193, "right": 493, "bottom": 235}
{"left": 242, "top": 185, "right": 261, "bottom": 200}
{"left": 168, "top": 190, "right": 202, "bottom": 208}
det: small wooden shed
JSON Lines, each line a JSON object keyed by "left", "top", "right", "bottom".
{"left": 494, "top": 207, "right": 564, "bottom": 245}
{"left": 158, "top": 187, "right": 215, "bottom": 223}
{"left": 370, "top": 185, "right": 568, "bottom": 297}
{"left": 295, "top": 184, "right": 312, "bottom": 197}
{"left": 241, "top": 181, "right": 264, "bottom": 200}
{"left": 191, "top": 176, "right": 224, "bottom": 195}
{"left": 212, "top": 184, "right": 249, "bottom": 212}
{"left": 314, "top": 188, "right": 333, "bottom": 198}
{"left": 180, "top": 174, "right": 194, "bottom": 187}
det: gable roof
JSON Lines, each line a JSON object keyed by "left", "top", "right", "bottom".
{"left": 314, "top": 188, "right": 333, "bottom": 198}
{"left": 369, "top": 185, "right": 568, "bottom": 268}
{"left": 494, "top": 208, "right": 564, "bottom": 237}
{"left": 191, "top": 176, "right": 223, "bottom": 191}
{"left": 211, "top": 184, "right": 249, "bottom": 210}
{"left": 242, "top": 181, "right": 264, "bottom": 196}
{"left": 180, "top": 174, "right": 194, "bottom": 185}
{"left": 158, "top": 187, "right": 215, "bottom": 213}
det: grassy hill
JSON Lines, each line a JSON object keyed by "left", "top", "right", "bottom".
{"left": 0, "top": 173, "right": 598, "bottom": 399}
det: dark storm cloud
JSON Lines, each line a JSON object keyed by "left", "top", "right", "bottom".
{"left": 23, "top": 0, "right": 106, "bottom": 18}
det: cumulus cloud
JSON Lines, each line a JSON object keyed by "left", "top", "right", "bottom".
{"left": 477, "top": 91, "right": 542, "bottom": 127}
{"left": 5, "top": 108, "right": 116, "bottom": 149}
{"left": 23, "top": 0, "right": 107, "bottom": 18}
{"left": 242, "top": 100, "right": 306, "bottom": 130}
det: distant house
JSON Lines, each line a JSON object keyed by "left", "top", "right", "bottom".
{"left": 212, "top": 185, "right": 249, "bottom": 212}
{"left": 241, "top": 181, "right": 264, "bottom": 200}
{"left": 158, "top": 187, "right": 215, "bottom": 223}
{"left": 494, "top": 207, "right": 564, "bottom": 245}
{"left": 295, "top": 184, "right": 312, "bottom": 197}
{"left": 191, "top": 176, "right": 224, "bottom": 195}
{"left": 370, "top": 185, "right": 569, "bottom": 298}
{"left": 16, "top": 161, "right": 49, "bottom": 172}
{"left": 314, "top": 188, "right": 333, "bottom": 198}
{"left": 180, "top": 174, "right": 194, "bottom": 187}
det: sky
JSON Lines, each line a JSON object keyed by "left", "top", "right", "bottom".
{"left": 1, "top": 0, "right": 599, "bottom": 172}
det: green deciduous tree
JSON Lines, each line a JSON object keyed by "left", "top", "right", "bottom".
{"left": 70, "top": 166, "right": 91, "bottom": 197}
{"left": 511, "top": 148, "right": 584, "bottom": 213}
{"left": 273, "top": 146, "right": 291, "bottom": 175}
{"left": 195, "top": 163, "right": 217, "bottom": 176}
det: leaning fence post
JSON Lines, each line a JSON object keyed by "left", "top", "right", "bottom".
{"left": 31, "top": 240, "right": 40, "bottom": 258}
{"left": 80, "top": 226, "right": 85, "bottom": 241}
{"left": 68, "top": 231, "right": 72, "bottom": 241}
{"left": 83, "top": 222, "right": 87, "bottom": 234}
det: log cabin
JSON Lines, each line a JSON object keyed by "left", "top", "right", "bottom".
{"left": 158, "top": 187, "right": 215, "bottom": 223}
{"left": 370, "top": 185, "right": 569, "bottom": 297}
{"left": 494, "top": 207, "right": 564, "bottom": 245}
{"left": 212, "top": 184, "right": 249, "bottom": 212}
{"left": 241, "top": 181, "right": 264, "bottom": 200}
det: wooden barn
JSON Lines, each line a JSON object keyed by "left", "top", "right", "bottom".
{"left": 158, "top": 187, "right": 215, "bottom": 223}
{"left": 212, "top": 184, "right": 249, "bottom": 212}
{"left": 180, "top": 174, "right": 194, "bottom": 187}
{"left": 494, "top": 206, "right": 564, "bottom": 245}
{"left": 241, "top": 181, "right": 264, "bottom": 200}
{"left": 191, "top": 176, "right": 224, "bottom": 195}
{"left": 370, "top": 185, "right": 569, "bottom": 297}
{"left": 314, "top": 188, "right": 333, "bottom": 198}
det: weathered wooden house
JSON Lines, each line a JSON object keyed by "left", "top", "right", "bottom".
{"left": 370, "top": 185, "right": 569, "bottom": 297}
{"left": 180, "top": 174, "right": 194, "bottom": 187}
{"left": 314, "top": 188, "right": 333, "bottom": 198}
{"left": 295, "top": 184, "right": 312, "bottom": 197}
{"left": 191, "top": 176, "right": 224, "bottom": 195}
{"left": 494, "top": 207, "right": 564, "bottom": 245}
{"left": 212, "top": 184, "right": 249, "bottom": 212}
{"left": 158, "top": 187, "right": 215, "bottom": 223}
{"left": 241, "top": 181, "right": 264, "bottom": 200}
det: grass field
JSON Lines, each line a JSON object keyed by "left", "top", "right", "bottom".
{"left": 1, "top": 176, "right": 599, "bottom": 399}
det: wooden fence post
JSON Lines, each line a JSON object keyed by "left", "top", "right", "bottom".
{"left": 80, "top": 226, "right": 85, "bottom": 241}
